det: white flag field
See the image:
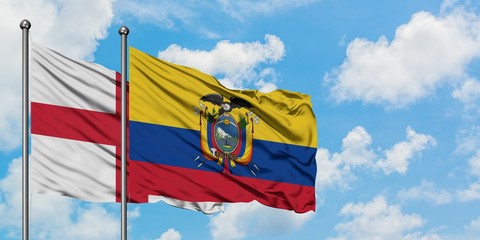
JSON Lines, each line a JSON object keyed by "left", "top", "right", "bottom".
{"left": 30, "top": 42, "right": 222, "bottom": 213}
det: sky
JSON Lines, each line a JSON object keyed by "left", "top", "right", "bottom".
{"left": 1, "top": 0, "right": 480, "bottom": 239}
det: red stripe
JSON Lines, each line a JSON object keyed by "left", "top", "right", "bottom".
{"left": 114, "top": 72, "right": 123, "bottom": 202}
{"left": 127, "top": 160, "right": 316, "bottom": 213}
{"left": 31, "top": 102, "right": 120, "bottom": 145}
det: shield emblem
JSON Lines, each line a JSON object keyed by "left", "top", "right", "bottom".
{"left": 214, "top": 114, "right": 239, "bottom": 153}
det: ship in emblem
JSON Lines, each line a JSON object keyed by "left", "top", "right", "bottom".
{"left": 193, "top": 93, "right": 260, "bottom": 175}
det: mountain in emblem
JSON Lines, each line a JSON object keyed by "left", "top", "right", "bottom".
{"left": 216, "top": 127, "right": 231, "bottom": 139}
{"left": 215, "top": 125, "right": 238, "bottom": 151}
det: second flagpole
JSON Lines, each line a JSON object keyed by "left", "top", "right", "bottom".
{"left": 119, "top": 26, "right": 129, "bottom": 240}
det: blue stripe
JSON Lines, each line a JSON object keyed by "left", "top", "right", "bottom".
{"left": 130, "top": 121, "right": 316, "bottom": 186}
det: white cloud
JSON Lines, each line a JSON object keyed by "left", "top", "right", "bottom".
{"left": 456, "top": 147, "right": 480, "bottom": 202}
{"left": 468, "top": 150, "right": 480, "bottom": 177}
{"left": 5, "top": 0, "right": 114, "bottom": 60}
{"left": 403, "top": 232, "right": 442, "bottom": 240}
{"left": 326, "top": 7, "right": 480, "bottom": 108}
{"left": 452, "top": 78, "right": 480, "bottom": 112}
{"left": 127, "top": 206, "right": 140, "bottom": 219}
{"left": 315, "top": 148, "right": 353, "bottom": 191}
{"left": 117, "top": 0, "right": 319, "bottom": 30}
{"left": 0, "top": 158, "right": 23, "bottom": 230}
{"left": 255, "top": 79, "right": 278, "bottom": 93}
{"left": 396, "top": 180, "right": 452, "bottom": 205}
{"left": 375, "top": 127, "right": 436, "bottom": 175}
{"left": 115, "top": 0, "right": 194, "bottom": 29}
{"left": 465, "top": 216, "right": 480, "bottom": 233}
{"left": 218, "top": 0, "right": 319, "bottom": 21}
{"left": 455, "top": 125, "right": 480, "bottom": 154}
{"left": 440, "top": 0, "right": 459, "bottom": 13}
{"left": 0, "top": 158, "right": 119, "bottom": 239}
{"left": 328, "top": 196, "right": 428, "bottom": 240}
{"left": 0, "top": 0, "right": 114, "bottom": 151}
{"left": 155, "top": 228, "right": 182, "bottom": 240}
{"left": 51, "top": 204, "right": 119, "bottom": 240}
{"left": 340, "top": 126, "right": 376, "bottom": 167}
{"left": 315, "top": 126, "right": 375, "bottom": 190}
{"left": 457, "top": 182, "right": 480, "bottom": 202}
{"left": 158, "top": 34, "right": 285, "bottom": 91}
{"left": 209, "top": 202, "right": 314, "bottom": 240}
{"left": 316, "top": 126, "right": 435, "bottom": 191}
{"left": 126, "top": 206, "right": 141, "bottom": 232}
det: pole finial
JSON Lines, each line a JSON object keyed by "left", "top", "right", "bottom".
{"left": 20, "top": 19, "right": 31, "bottom": 30}
{"left": 119, "top": 26, "right": 129, "bottom": 36}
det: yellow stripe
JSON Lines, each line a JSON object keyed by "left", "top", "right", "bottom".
{"left": 129, "top": 47, "right": 317, "bottom": 148}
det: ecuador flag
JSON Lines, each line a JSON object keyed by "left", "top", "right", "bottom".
{"left": 129, "top": 47, "right": 317, "bottom": 213}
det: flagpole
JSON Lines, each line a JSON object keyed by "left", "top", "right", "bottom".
{"left": 119, "top": 25, "right": 129, "bottom": 240}
{"left": 20, "top": 19, "right": 31, "bottom": 240}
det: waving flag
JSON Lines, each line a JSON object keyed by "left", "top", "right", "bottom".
{"left": 31, "top": 42, "right": 120, "bottom": 202}
{"left": 129, "top": 47, "right": 318, "bottom": 213}
{"left": 30, "top": 42, "right": 222, "bottom": 213}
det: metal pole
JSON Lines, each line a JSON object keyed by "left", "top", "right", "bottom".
{"left": 20, "top": 19, "right": 31, "bottom": 240}
{"left": 118, "top": 26, "right": 129, "bottom": 240}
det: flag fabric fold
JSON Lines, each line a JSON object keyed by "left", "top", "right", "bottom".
{"left": 129, "top": 47, "right": 318, "bottom": 213}
{"left": 31, "top": 42, "right": 119, "bottom": 202}
{"left": 30, "top": 42, "right": 222, "bottom": 214}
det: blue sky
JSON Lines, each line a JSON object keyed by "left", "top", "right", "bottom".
{"left": 1, "top": 0, "right": 480, "bottom": 239}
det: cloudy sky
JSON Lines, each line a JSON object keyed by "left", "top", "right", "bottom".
{"left": 1, "top": 0, "right": 480, "bottom": 239}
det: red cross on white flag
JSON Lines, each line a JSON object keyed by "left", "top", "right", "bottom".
{"left": 31, "top": 42, "right": 121, "bottom": 202}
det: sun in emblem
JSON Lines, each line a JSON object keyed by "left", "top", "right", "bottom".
{"left": 223, "top": 118, "right": 230, "bottom": 125}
